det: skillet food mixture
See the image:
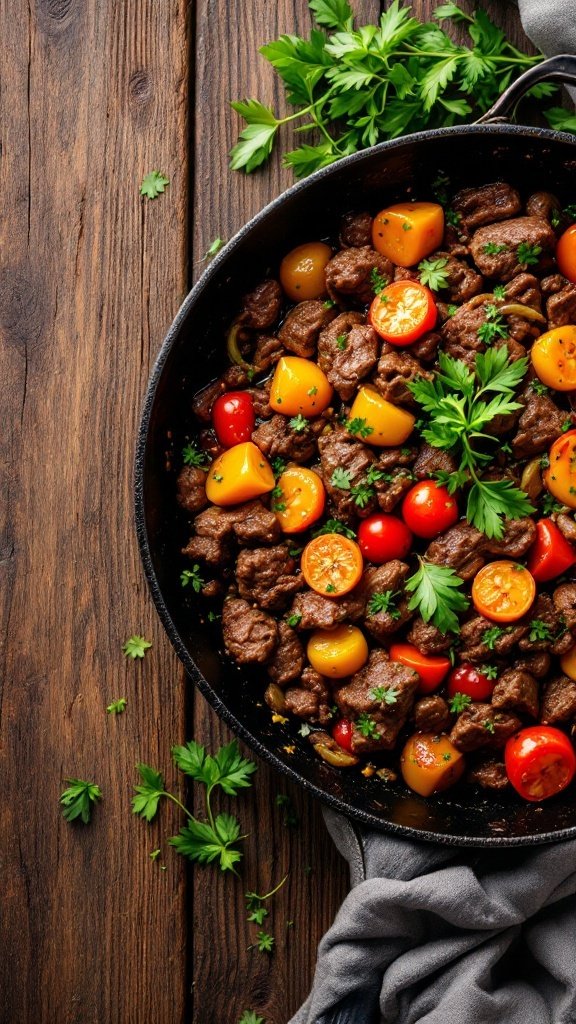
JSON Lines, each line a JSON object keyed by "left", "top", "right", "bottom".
{"left": 178, "top": 181, "right": 576, "bottom": 804}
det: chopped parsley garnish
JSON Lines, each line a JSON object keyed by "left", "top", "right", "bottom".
{"left": 477, "top": 304, "right": 508, "bottom": 346}
{"left": 479, "top": 664, "right": 498, "bottom": 680}
{"left": 367, "top": 591, "right": 401, "bottom": 618}
{"left": 330, "top": 467, "right": 352, "bottom": 490}
{"left": 325, "top": 583, "right": 337, "bottom": 593}
{"left": 483, "top": 719, "right": 496, "bottom": 734}
{"left": 313, "top": 518, "right": 356, "bottom": 539}
{"left": 180, "top": 566, "right": 205, "bottom": 592}
{"left": 541, "top": 493, "right": 563, "bottom": 515}
{"left": 492, "top": 284, "right": 506, "bottom": 300}
{"left": 203, "top": 237, "right": 224, "bottom": 260}
{"left": 182, "top": 441, "right": 209, "bottom": 468}
{"left": 529, "top": 619, "right": 553, "bottom": 642}
{"left": 449, "top": 692, "right": 472, "bottom": 713}
{"left": 307, "top": 385, "right": 318, "bottom": 396}
{"left": 482, "top": 625, "right": 507, "bottom": 650}
{"left": 350, "top": 481, "right": 375, "bottom": 508}
{"left": 336, "top": 333, "right": 348, "bottom": 351}
{"left": 356, "top": 713, "right": 380, "bottom": 740}
{"left": 418, "top": 256, "right": 449, "bottom": 291}
{"left": 482, "top": 242, "right": 508, "bottom": 255}
{"left": 402, "top": 222, "right": 412, "bottom": 232}
{"left": 530, "top": 379, "right": 549, "bottom": 396}
{"left": 271, "top": 456, "right": 287, "bottom": 478}
{"left": 370, "top": 685, "right": 399, "bottom": 705}
{"left": 122, "top": 635, "right": 153, "bottom": 658}
{"left": 286, "top": 612, "right": 302, "bottom": 628}
{"left": 370, "top": 267, "right": 389, "bottom": 294}
{"left": 107, "top": 698, "right": 127, "bottom": 715}
{"left": 405, "top": 559, "right": 469, "bottom": 634}
{"left": 446, "top": 304, "right": 458, "bottom": 317}
{"left": 517, "top": 241, "right": 542, "bottom": 267}
{"left": 289, "top": 414, "right": 308, "bottom": 432}
{"left": 346, "top": 417, "right": 373, "bottom": 438}
{"left": 323, "top": 298, "right": 336, "bottom": 309}
{"left": 140, "top": 170, "right": 170, "bottom": 199}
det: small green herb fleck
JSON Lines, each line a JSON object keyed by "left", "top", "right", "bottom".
{"left": 449, "top": 692, "right": 472, "bottom": 714}
{"left": 313, "top": 518, "right": 356, "bottom": 539}
{"left": 346, "top": 417, "right": 373, "bottom": 438}
{"left": 182, "top": 441, "right": 209, "bottom": 468}
{"left": 330, "top": 467, "right": 352, "bottom": 490}
{"left": 356, "top": 713, "right": 380, "bottom": 740}
{"left": 336, "top": 333, "right": 348, "bottom": 351}
{"left": 289, "top": 414, "right": 308, "bottom": 433}
{"left": 492, "top": 285, "right": 506, "bottom": 300}
{"left": 122, "top": 635, "right": 153, "bottom": 659}
{"left": 180, "top": 566, "right": 205, "bottom": 592}
{"left": 203, "top": 237, "right": 224, "bottom": 260}
{"left": 517, "top": 241, "right": 542, "bottom": 267}
{"left": 140, "top": 170, "right": 170, "bottom": 199}
{"left": 418, "top": 256, "right": 449, "bottom": 291}
{"left": 369, "top": 685, "right": 399, "bottom": 705}
{"left": 529, "top": 619, "right": 553, "bottom": 642}
{"left": 367, "top": 591, "right": 401, "bottom": 618}
{"left": 286, "top": 611, "right": 302, "bottom": 628}
{"left": 107, "top": 698, "right": 127, "bottom": 715}
{"left": 370, "top": 267, "right": 389, "bottom": 294}
{"left": 482, "top": 242, "right": 508, "bottom": 255}
{"left": 483, "top": 719, "right": 496, "bottom": 734}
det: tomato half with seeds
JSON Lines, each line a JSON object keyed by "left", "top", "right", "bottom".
{"left": 447, "top": 662, "right": 495, "bottom": 702}
{"left": 389, "top": 643, "right": 451, "bottom": 694}
{"left": 274, "top": 466, "right": 325, "bottom": 534}
{"left": 544, "top": 429, "right": 576, "bottom": 509}
{"left": 332, "top": 718, "right": 354, "bottom": 753}
{"left": 401, "top": 480, "right": 459, "bottom": 539}
{"left": 505, "top": 726, "right": 576, "bottom": 802}
{"left": 471, "top": 560, "right": 536, "bottom": 623}
{"left": 369, "top": 281, "right": 437, "bottom": 346}
{"left": 301, "top": 533, "right": 364, "bottom": 597}
{"left": 212, "top": 391, "right": 255, "bottom": 447}
{"left": 527, "top": 518, "right": 576, "bottom": 582}
{"left": 357, "top": 513, "right": 412, "bottom": 564}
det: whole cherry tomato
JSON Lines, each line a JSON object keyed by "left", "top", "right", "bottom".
{"left": 531, "top": 326, "right": 576, "bottom": 391}
{"left": 447, "top": 662, "right": 495, "bottom": 702}
{"left": 401, "top": 480, "right": 459, "bottom": 539}
{"left": 369, "top": 280, "right": 437, "bottom": 346}
{"left": 389, "top": 642, "right": 451, "bottom": 694}
{"left": 332, "top": 718, "right": 354, "bottom": 753}
{"left": 555, "top": 224, "right": 576, "bottom": 284}
{"left": 505, "top": 726, "right": 576, "bottom": 802}
{"left": 307, "top": 625, "right": 369, "bottom": 679}
{"left": 527, "top": 518, "right": 576, "bottom": 582}
{"left": 280, "top": 241, "right": 332, "bottom": 301}
{"left": 212, "top": 391, "right": 255, "bottom": 447}
{"left": 357, "top": 513, "right": 413, "bottom": 564}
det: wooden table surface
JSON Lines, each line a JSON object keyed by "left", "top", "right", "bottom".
{"left": 1, "top": 1, "right": 529, "bottom": 1021}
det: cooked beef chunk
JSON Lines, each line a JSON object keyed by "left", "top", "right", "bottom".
{"left": 503, "top": 272, "right": 543, "bottom": 312}
{"left": 546, "top": 281, "right": 576, "bottom": 328}
{"left": 288, "top": 589, "right": 365, "bottom": 630}
{"left": 267, "top": 622, "right": 305, "bottom": 686}
{"left": 467, "top": 759, "right": 510, "bottom": 790}
{"left": 518, "top": 593, "right": 572, "bottom": 656}
{"left": 325, "top": 246, "right": 393, "bottom": 307}
{"left": 394, "top": 266, "right": 420, "bottom": 283}
{"left": 541, "top": 274, "right": 567, "bottom": 295}
{"left": 340, "top": 211, "right": 373, "bottom": 248}
{"left": 177, "top": 466, "right": 209, "bottom": 514}
{"left": 335, "top": 650, "right": 419, "bottom": 753}
{"left": 318, "top": 427, "right": 377, "bottom": 520}
{"left": 450, "top": 703, "right": 521, "bottom": 752}
{"left": 232, "top": 502, "right": 282, "bottom": 545}
{"left": 432, "top": 251, "right": 484, "bottom": 304}
{"left": 193, "top": 378, "right": 228, "bottom": 423}
{"left": 375, "top": 446, "right": 417, "bottom": 472}
{"left": 375, "top": 469, "right": 414, "bottom": 513}
{"left": 285, "top": 666, "right": 332, "bottom": 724}
{"left": 514, "top": 651, "right": 551, "bottom": 679}
{"left": 441, "top": 300, "right": 488, "bottom": 368}
{"left": 277, "top": 300, "right": 336, "bottom": 358}
{"left": 491, "top": 669, "right": 539, "bottom": 718}
{"left": 253, "top": 334, "right": 284, "bottom": 372}
{"left": 470, "top": 217, "right": 556, "bottom": 281}
{"left": 222, "top": 598, "right": 278, "bottom": 664}
{"left": 201, "top": 579, "right": 223, "bottom": 599}
{"left": 236, "top": 544, "right": 302, "bottom": 611}
{"left": 413, "top": 444, "right": 458, "bottom": 480}
{"left": 407, "top": 617, "right": 452, "bottom": 655}
{"left": 373, "top": 344, "right": 431, "bottom": 408}
{"left": 459, "top": 615, "right": 528, "bottom": 663}
{"left": 413, "top": 695, "right": 451, "bottom": 733}
{"left": 247, "top": 382, "right": 273, "bottom": 420}
{"left": 238, "top": 279, "right": 283, "bottom": 330}
{"left": 183, "top": 501, "right": 281, "bottom": 566}
{"left": 410, "top": 331, "right": 441, "bottom": 364}
{"left": 452, "top": 182, "right": 521, "bottom": 233}
{"left": 318, "top": 313, "right": 379, "bottom": 400}
{"left": 361, "top": 561, "right": 413, "bottom": 640}
{"left": 512, "top": 386, "right": 568, "bottom": 459}
{"left": 483, "top": 517, "right": 536, "bottom": 559}
{"left": 252, "top": 413, "right": 324, "bottom": 462}
{"left": 556, "top": 513, "right": 576, "bottom": 544}
{"left": 425, "top": 522, "right": 486, "bottom": 581}
{"left": 541, "top": 675, "right": 576, "bottom": 724}
{"left": 526, "top": 191, "right": 561, "bottom": 224}
{"left": 553, "top": 583, "right": 576, "bottom": 632}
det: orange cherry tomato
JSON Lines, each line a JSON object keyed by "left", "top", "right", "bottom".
{"left": 205, "top": 441, "right": 275, "bottom": 506}
{"left": 505, "top": 726, "right": 576, "bottom": 802}
{"left": 544, "top": 429, "right": 576, "bottom": 509}
{"left": 301, "top": 533, "right": 364, "bottom": 598}
{"left": 556, "top": 224, "right": 576, "bottom": 283}
{"left": 274, "top": 466, "right": 325, "bottom": 534}
{"left": 531, "top": 326, "right": 576, "bottom": 391}
{"left": 400, "top": 733, "right": 465, "bottom": 797}
{"left": 269, "top": 356, "right": 333, "bottom": 417}
{"left": 307, "top": 625, "right": 369, "bottom": 678}
{"left": 280, "top": 242, "right": 332, "bottom": 301}
{"left": 372, "top": 202, "right": 444, "bottom": 267}
{"left": 369, "top": 281, "right": 437, "bottom": 347}
{"left": 527, "top": 518, "right": 576, "bottom": 582}
{"left": 471, "top": 560, "right": 536, "bottom": 623}
{"left": 389, "top": 642, "right": 451, "bottom": 695}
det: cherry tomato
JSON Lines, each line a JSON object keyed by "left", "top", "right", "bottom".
{"left": 369, "top": 281, "right": 437, "bottom": 347}
{"left": 505, "top": 726, "right": 576, "bottom": 802}
{"left": 307, "top": 625, "right": 369, "bottom": 679}
{"left": 389, "top": 643, "right": 451, "bottom": 694}
{"left": 357, "top": 513, "right": 413, "bottom": 564}
{"left": 274, "top": 466, "right": 325, "bottom": 534}
{"left": 556, "top": 224, "right": 576, "bottom": 283}
{"left": 372, "top": 203, "right": 444, "bottom": 267}
{"left": 269, "top": 356, "right": 333, "bottom": 417}
{"left": 561, "top": 645, "right": 576, "bottom": 680}
{"left": 531, "top": 326, "right": 576, "bottom": 391}
{"left": 212, "top": 391, "right": 256, "bottom": 448}
{"left": 205, "top": 442, "right": 275, "bottom": 506}
{"left": 400, "top": 733, "right": 465, "bottom": 796}
{"left": 401, "top": 480, "right": 459, "bottom": 539}
{"left": 332, "top": 718, "right": 354, "bottom": 753}
{"left": 471, "top": 560, "right": 536, "bottom": 623}
{"left": 348, "top": 385, "right": 415, "bottom": 446}
{"left": 301, "top": 534, "right": 364, "bottom": 598}
{"left": 280, "top": 242, "right": 332, "bottom": 301}
{"left": 544, "top": 430, "right": 576, "bottom": 509}
{"left": 447, "top": 662, "right": 495, "bottom": 702}
{"left": 527, "top": 518, "right": 576, "bottom": 582}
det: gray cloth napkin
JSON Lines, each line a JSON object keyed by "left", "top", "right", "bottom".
{"left": 289, "top": 5, "right": 576, "bottom": 1023}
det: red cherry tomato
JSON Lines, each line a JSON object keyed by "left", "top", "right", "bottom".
{"left": 212, "top": 391, "right": 256, "bottom": 447}
{"left": 369, "top": 281, "right": 437, "bottom": 347}
{"left": 401, "top": 480, "right": 459, "bottom": 539}
{"left": 447, "top": 662, "right": 495, "bottom": 702}
{"left": 389, "top": 642, "right": 451, "bottom": 695}
{"left": 357, "top": 513, "right": 413, "bottom": 564}
{"left": 332, "top": 718, "right": 354, "bottom": 753}
{"left": 505, "top": 726, "right": 576, "bottom": 802}
{"left": 527, "top": 518, "right": 576, "bottom": 583}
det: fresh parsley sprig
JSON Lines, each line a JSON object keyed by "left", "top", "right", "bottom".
{"left": 418, "top": 256, "right": 449, "bottom": 291}
{"left": 405, "top": 558, "right": 469, "bottom": 634}
{"left": 60, "top": 779, "right": 102, "bottom": 824}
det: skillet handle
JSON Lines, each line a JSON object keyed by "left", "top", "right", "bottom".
{"left": 476, "top": 52, "right": 576, "bottom": 124}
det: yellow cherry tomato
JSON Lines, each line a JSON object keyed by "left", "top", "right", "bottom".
{"left": 269, "top": 356, "right": 333, "bottom": 417}
{"left": 531, "top": 326, "right": 576, "bottom": 391}
{"left": 348, "top": 385, "right": 415, "bottom": 446}
{"left": 280, "top": 242, "right": 332, "bottom": 301}
{"left": 372, "top": 202, "right": 444, "bottom": 267}
{"left": 560, "top": 645, "right": 576, "bottom": 680}
{"left": 544, "top": 430, "right": 576, "bottom": 509}
{"left": 274, "top": 466, "right": 326, "bottom": 533}
{"left": 205, "top": 441, "right": 275, "bottom": 506}
{"left": 471, "top": 560, "right": 536, "bottom": 623}
{"left": 556, "top": 225, "right": 576, "bottom": 283}
{"left": 400, "top": 733, "right": 465, "bottom": 797}
{"left": 307, "top": 625, "right": 369, "bottom": 679}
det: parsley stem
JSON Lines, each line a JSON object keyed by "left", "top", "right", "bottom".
{"left": 250, "top": 873, "right": 289, "bottom": 902}
{"left": 164, "top": 791, "right": 194, "bottom": 821}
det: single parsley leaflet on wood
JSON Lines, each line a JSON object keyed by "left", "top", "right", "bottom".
{"left": 60, "top": 779, "right": 102, "bottom": 824}
{"left": 140, "top": 170, "right": 170, "bottom": 199}
{"left": 122, "top": 635, "right": 152, "bottom": 659}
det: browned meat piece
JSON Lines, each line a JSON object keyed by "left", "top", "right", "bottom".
{"left": 407, "top": 617, "right": 452, "bottom": 655}
{"left": 222, "top": 597, "right": 278, "bottom": 664}
{"left": 277, "top": 300, "right": 336, "bottom": 358}
{"left": 375, "top": 446, "right": 417, "bottom": 472}
{"left": 430, "top": 251, "right": 484, "bottom": 304}
{"left": 236, "top": 544, "right": 302, "bottom": 611}
{"left": 375, "top": 469, "right": 414, "bottom": 514}
{"left": 325, "top": 246, "right": 393, "bottom": 307}
{"left": 503, "top": 272, "right": 543, "bottom": 312}
{"left": 450, "top": 703, "right": 521, "bottom": 752}
{"left": 470, "top": 217, "right": 556, "bottom": 282}
{"left": 526, "top": 191, "right": 562, "bottom": 224}
{"left": 373, "top": 344, "right": 431, "bottom": 408}
{"left": 541, "top": 676, "right": 576, "bottom": 724}
{"left": 176, "top": 466, "right": 208, "bottom": 514}
{"left": 318, "top": 313, "right": 379, "bottom": 400}
{"left": 232, "top": 502, "right": 282, "bottom": 545}
{"left": 512, "top": 386, "right": 568, "bottom": 459}
{"left": 467, "top": 759, "right": 510, "bottom": 790}
{"left": 361, "top": 561, "right": 413, "bottom": 641}
{"left": 410, "top": 331, "right": 441, "bottom": 364}
{"left": 556, "top": 513, "right": 576, "bottom": 544}
{"left": 266, "top": 622, "right": 305, "bottom": 686}
{"left": 201, "top": 579, "right": 223, "bottom": 599}
{"left": 393, "top": 267, "right": 420, "bottom": 283}
{"left": 452, "top": 182, "right": 522, "bottom": 233}
{"left": 288, "top": 589, "right": 365, "bottom": 630}
{"left": 413, "top": 695, "right": 451, "bottom": 733}
{"left": 553, "top": 583, "right": 576, "bottom": 632}
{"left": 247, "top": 382, "right": 273, "bottom": 420}
{"left": 285, "top": 666, "right": 332, "bottom": 724}
{"left": 518, "top": 593, "right": 572, "bottom": 656}
{"left": 459, "top": 615, "right": 528, "bottom": 663}
{"left": 483, "top": 517, "right": 536, "bottom": 559}
{"left": 239, "top": 279, "right": 283, "bottom": 330}
{"left": 413, "top": 444, "right": 458, "bottom": 480}
{"left": 546, "top": 281, "right": 576, "bottom": 328}
{"left": 318, "top": 427, "right": 378, "bottom": 521}
{"left": 441, "top": 301, "right": 488, "bottom": 368}
{"left": 340, "top": 211, "right": 373, "bottom": 248}
{"left": 541, "top": 274, "right": 567, "bottom": 295}
{"left": 336, "top": 650, "right": 419, "bottom": 754}
{"left": 491, "top": 669, "right": 539, "bottom": 718}
{"left": 253, "top": 334, "right": 284, "bottom": 372}
{"left": 514, "top": 651, "right": 551, "bottom": 679}
{"left": 183, "top": 501, "right": 281, "bottom": 566}
{"left": 252, "top": 413, "right": 324, "bottom": 463}
{"left": 193, "top": 378, "right": 228, "bottom": 423}
{"left": 425, "top": 522, "right": 486, "bottom": 581}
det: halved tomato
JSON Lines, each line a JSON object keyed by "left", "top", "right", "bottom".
{"left": 527, "top": 518, "right": 576, "bottom": 582}
{"left": 274, "top": 466, "right": 325, "bottom": 534}
{"left": 301, "top": 534, "right": 364, "bottom": 597}
{"left": 471, "top": 560, "right": 536, "bottom": 623}
{"left": 369, "top": 281, "right": 437, "bottom": 347}
{"left": 389, "top": 643, "right": 451, "bottom": 694}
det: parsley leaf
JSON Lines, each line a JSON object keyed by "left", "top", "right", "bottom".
{"left": 350, "top": 480, "right": 375, "bottom": 508}
{"left": 370, "top": 267, "right": 389, "bottom": 294}
{"left": 60, "top": 779, "right": 102, "bottom": 824}
{"left": 346, "top": 417, "right": 373, "bottom": 438}
{"left": 140, "top": 170, "right": 170, "bottom": 199}
{"left": 405, "top": 558, "right": 469, "bottom": 634}
{"left": 477, "top": 304, "right": 508, "bottom": 346}
{"left": 310, "top": 0, "right": 353, "bottom": 30}
{"left": 370, "top": 685, "right": 399, "bottom": 705}
{"left": 356, "top": 712, "right": 380, "bottom": 739}
{"left": 170, "top": 813, "right": 243, "bottom": 872}
{"left": 180, "top": 565, "right": 205, "bottom": 592}
{"left": 529, "top": 619, "right": 553, "bottom": 642}
{"left": 492, "top": 284, "right": 506, "bottom": 300}
{"left": 229, "top": 100, "right": 279, "bottom": 173}
{"left": 286, "top": 611, "right": 302, "bottom": 627}
{"left": 255, "top": 930, "right": 275, "bottom": 953}
{"left": 367, "top": 591, "right": 401, "bottom": 618}
{"left": 418, "top": 256, "right": 449, "bottom": 291}
{"left": 122, "top": 635, "right": 152, "bottom": 659}
{"left": 289, "top": 414, "right": 309, "bottom": 432}
{"left": 313, "top": 518, "right": 356, "bottom": 539}
{"left": 203, "top": 237, "right": 224, "bottom": 260}
{"left": 336, "top": 333, "right": 348, "bottom": 351}
{"left": 106, "top": 697, "right": 127, "bottom": 715}
{"left": 517, "top": 241, "right": 542, "bottom": 267}
{"left": 238, "top": 1013, "right": 265, "bottom": 1024}
{"left": 171, "top": 738, "right": 257, "bottom": 796}
{"left": 482, "top": 242, "right": 507, "bottom": 255}
{"left": 182, "top": 441, "right": 209, "bottom": 468}
{"left": 448, "top": 692, "right": 472, "bottom": 713}
{"left": 482, "top": 625, "right": 506, "bottom": 651}
{"left": 331, "top": 467, "right": 352, "bottom": 489}
{"left": 132, "top": 764, "right": 167, "bottom": 822}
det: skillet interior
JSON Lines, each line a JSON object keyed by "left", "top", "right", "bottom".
{"left": 136, "top": 124, "right": 576, "bottom": 845}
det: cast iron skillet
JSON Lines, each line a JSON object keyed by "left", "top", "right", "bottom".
{"left": 136, "top": 56, "right": 576, "bottom": 855}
